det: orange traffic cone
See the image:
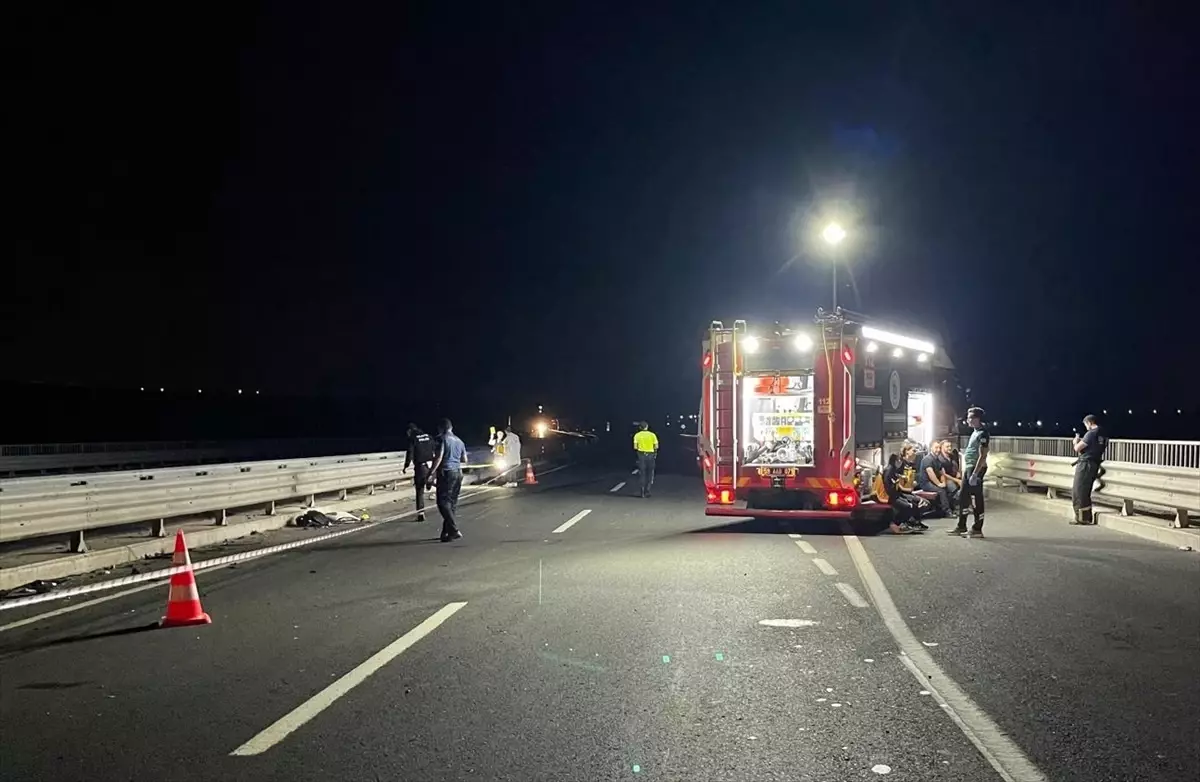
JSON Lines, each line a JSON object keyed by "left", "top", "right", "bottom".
{"left": 524, "top": 459, "right": 538, "bottom": 485}
{"left": 161, "top": 530, "right": 212, "bottom": 628}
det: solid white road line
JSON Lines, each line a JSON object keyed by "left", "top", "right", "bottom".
{"left": 609, "top": 482, "right": 626, "bottom": 493}
{"left": 230, "top": 601, "right": 468, "bottom": 756}
{"left": 552, "top": 509, "right": 592, "bottom": 534}
{"left": 812, "top": 558, "right": 839, "bottom": 576}
{"left": 843, "top": 535, "right": 1047, "bottom": 782}
{"left": 795, "top": 540, "right": 819, "bottom": 555}
{"left": 835, "top": 582, "right": 870, "bottom": 608}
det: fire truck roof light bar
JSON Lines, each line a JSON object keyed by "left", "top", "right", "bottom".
{"left": 859, "top": 325, "right": 935, "bottom": 355}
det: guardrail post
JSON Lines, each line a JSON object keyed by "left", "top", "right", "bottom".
{"left": 391, "top": 480, "right": 399, "bottom": 491}
{"left": 338, "top": 488, "right": 348, "bottom": 501}
{"left": 214, "top": 508, "right": 227, "bottom": 526}
{"left": 1120, "top": 499, "right": 1134, "bottom": 516}
{"left": 69, "top": 530, "right": 87, "bottom": 553}
{"left": 367, "top": 484, "right": 376, "bottom": 496}
{"left": 1017, "top": 481, "right": 1028, "bottom": 493}
{"left": 265, "top": 500, "right": 276, "bottom": 516}
{"left": 1046, "top": 487, "right": 1057, "bottom": 500}
{"left": 150, "top": 519, "right": 166, "bottom": 538}
{"left": 1172, "top": 509, "right": 1191, "bottom": 529}
{"left": 305, "top": 494, "right": 315, "bottom": 507}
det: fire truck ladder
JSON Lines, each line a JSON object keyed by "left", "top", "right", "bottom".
{"left": 708, "top": 319, "right": 746, "bottom": 489}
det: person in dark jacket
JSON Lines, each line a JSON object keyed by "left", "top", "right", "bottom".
{"left": 882, "top": 453, "right": 926, "bottom": 533}
{"left": 402, "top": 423, "right": 435, "bottom": 521}
{"left": 1071, "top": 414, "right": 1108, "bottom": 525}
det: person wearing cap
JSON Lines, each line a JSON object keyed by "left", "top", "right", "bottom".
{"left": 950, "top": 407, "right": 989, "bottom": 537}
{"left": 1071, "top": 414, "right": 1108, "bottom": 525}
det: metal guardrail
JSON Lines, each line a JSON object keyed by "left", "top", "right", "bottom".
{"left": 989, "top": 452, "right": 1199, "bottom": 527}
{"left": 0, "top": 451, "right": 412, "bottom": 551}
{"left": 0, "top": 438, "right": 400, "bottom": 475}
{"left": 981, "top": 436, "right": 1200, "bottom": 470}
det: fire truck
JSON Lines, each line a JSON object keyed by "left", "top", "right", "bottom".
{"left": 698, "top": 311, "right": 957, "bottom": 520}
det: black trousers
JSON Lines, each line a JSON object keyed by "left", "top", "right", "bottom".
{"left": 956, "top": 476, "right": 985, "bottom": 531}
{"left": 412, "top": 462, "right": 430, "bottom": 515}
{"left": 637, "top": 452, "right": 656, "bottom": 495}
{"left": 920, "top": 483, "right": 957, "bottom": 515}
{"left": 436, "top": 469, "right": 464, "bottom": 535}
{"left": 1072, "top": 460, "right": 1100, "bottom": 520}
{"left": 891, "top": 495, "right": 918, "bottom": 525}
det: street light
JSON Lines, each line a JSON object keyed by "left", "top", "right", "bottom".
{"left": 822, "top": 222, "right": 846, "bottom": 310}
{"left": 822, "top": 222, "right": 846, "bottom": 245}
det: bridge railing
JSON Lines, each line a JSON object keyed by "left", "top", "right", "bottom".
{"left": 978, "top": 436, "right": 1200, "bottom": 470}
{"left": 982, "top": 441, "right": 1200, "bottom": 527}
{"left": 0, "top": 452, "right": 410, "bottom": 552}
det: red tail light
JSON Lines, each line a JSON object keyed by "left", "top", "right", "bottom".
{"left": 825, "top": 489, "right": 858, "bottom": 508}
{"left": 706, "top": 488, "right": 717, "bottom": 503}
{"left": 706, "top": 487, "right": 735, "bottom": 505}
{"left": 841, "top": 347, "right": 854, "bottom": 364}
{"left": 703, "top": 455, "right": 712, "bottom": 470}
{"left": 842, "top": 456, "right": 854, "bottom": 474}
{"left": 702, "top": 352, "right": 712, "bottom": 368}
{"left": 720, "top": 489, "right": 734, "bottom": 504}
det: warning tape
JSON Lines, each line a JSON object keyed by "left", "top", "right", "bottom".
{"left": 0, "top": 486, "right": 498, "bottom": 612}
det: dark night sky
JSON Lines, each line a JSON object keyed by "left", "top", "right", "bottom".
{"left": 8, "top": 2, "right": 1198, "bottom": 435}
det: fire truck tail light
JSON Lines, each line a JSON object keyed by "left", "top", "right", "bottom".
{"left": 706, "top": 487, "right": 717, "bottom": 503}
{"left": 703, "top": 455, "right": 712, "bottom": 470}
{"left": 705, "top": 487, "right": 735, "bottom": 505}
{"left": 825, "top": 489, "right": 858, "bottom": 508}
{"left": 841, "top": 347, "right": 854, "bottom": 364}
{"left": 842, "top": 456, "right": 854, "bottom": 474}
{"left": 702, "top": 352, "right": 712, "bottom": 368}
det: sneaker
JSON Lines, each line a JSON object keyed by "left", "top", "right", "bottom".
{"left": 947, "top": 527, "right": 968, "bottom": 535}
{"left": 887, "top": 523, "right": 911, "bottom": 535}
{"left": 415, "top": 513, "right": 426, "bottom": 522}
{"left": 964, "top": 529, "right": 985, "bottom": 538}
{"left": 914, "top": 521, "right": 930, "bottom": 530}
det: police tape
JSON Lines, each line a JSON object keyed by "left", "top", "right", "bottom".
{"left": 0, "top": 486, "right": 499, "bottom": 613}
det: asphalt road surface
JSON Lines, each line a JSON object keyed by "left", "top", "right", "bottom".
{"left": 1, "top": 463, "right": 1197, "bottom": 781}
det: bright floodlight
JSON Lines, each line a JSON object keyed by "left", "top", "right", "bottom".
{"left": 861, "top": 325, "right": 935, "bottom": 354}
{"left": 742, "top": 335, "right": 760, "bottom": 353}
{"left": 865, "top": 341, "right": 878, "bottom": 353}
{"left": 822, "top": 222, "right": 846, "bottom": 245}
{"left": 793, "top": 333, "right": 813, "bottom": 351}
{"left": 917, "top": 353, "right": 928, "bottom": 363}
{"left": 891, "top": 347, "right": 903, "bottom": 358}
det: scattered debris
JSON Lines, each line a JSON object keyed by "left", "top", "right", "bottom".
{"left": 0, "top": 579, "right": 65, "bottom": 599}
{"left": 291, "top": 508, "right": 366, "bottom": 528}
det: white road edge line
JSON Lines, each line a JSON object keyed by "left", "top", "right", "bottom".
{"left": 787, "top": 533, "right": 802, "bottom": 539}
{"left": 812, "top": 558, "right": 839, "bottom": 576}
{"left": 609, "top": 482, "right": 626, "bottom": 493}
{"left": 843, "top": 534, "right": 1048, "bottom": 782}
{"left": 795, "top": 540, "right": 819, "bottom": 555}
{"left": 230, "top": 601, "right": 468, "bottom": 757}
{"left": 552, "top": 509, "right": 591, "bottom": 534}
{"left": 0, "top": 491, "right": 491, "bottom": 628}
{"left": 835, "top": 582, "right": 870, "bottom": 608}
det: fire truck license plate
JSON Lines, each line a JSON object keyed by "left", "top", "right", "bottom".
{"left": 757, "top": 467, "right": 797, "bottom": 478}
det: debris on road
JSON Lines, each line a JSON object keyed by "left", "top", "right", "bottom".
{"left": 291, "top": 508, "right": 369, "bottom": 529}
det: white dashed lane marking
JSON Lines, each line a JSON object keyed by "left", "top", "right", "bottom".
{"left": 812, "top": 558, "right": 839, "bottom": 576}
{"left": 835, "top": 582, "right": 870, "bottom": 608}
{"left": 795, "top": 540, "right": 819, "bottom": 555}
{"left": 552, "top": 509, "right": 592, "bottom": 534}
{"left": 609, "top": 482, "right": 626, "bottom": 493}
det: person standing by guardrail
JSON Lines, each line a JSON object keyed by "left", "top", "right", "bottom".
{"left": 633, "top": 421, "right": 659, "bottom": 498}
{"left": 1071, "top": 414, "right": 1108, "bottom": 525}
{"left": 402, "top": 424, "right": 436, "bottom": 522}
{"left": 950, "top": 407, "right": 989, "bottom": 538}
{"left": 429, "top": 418, "right": 467, "bottom": 542}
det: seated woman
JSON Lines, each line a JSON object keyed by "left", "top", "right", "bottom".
{"left": 882, "top": 452, "right": 928, "bottom": 533}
